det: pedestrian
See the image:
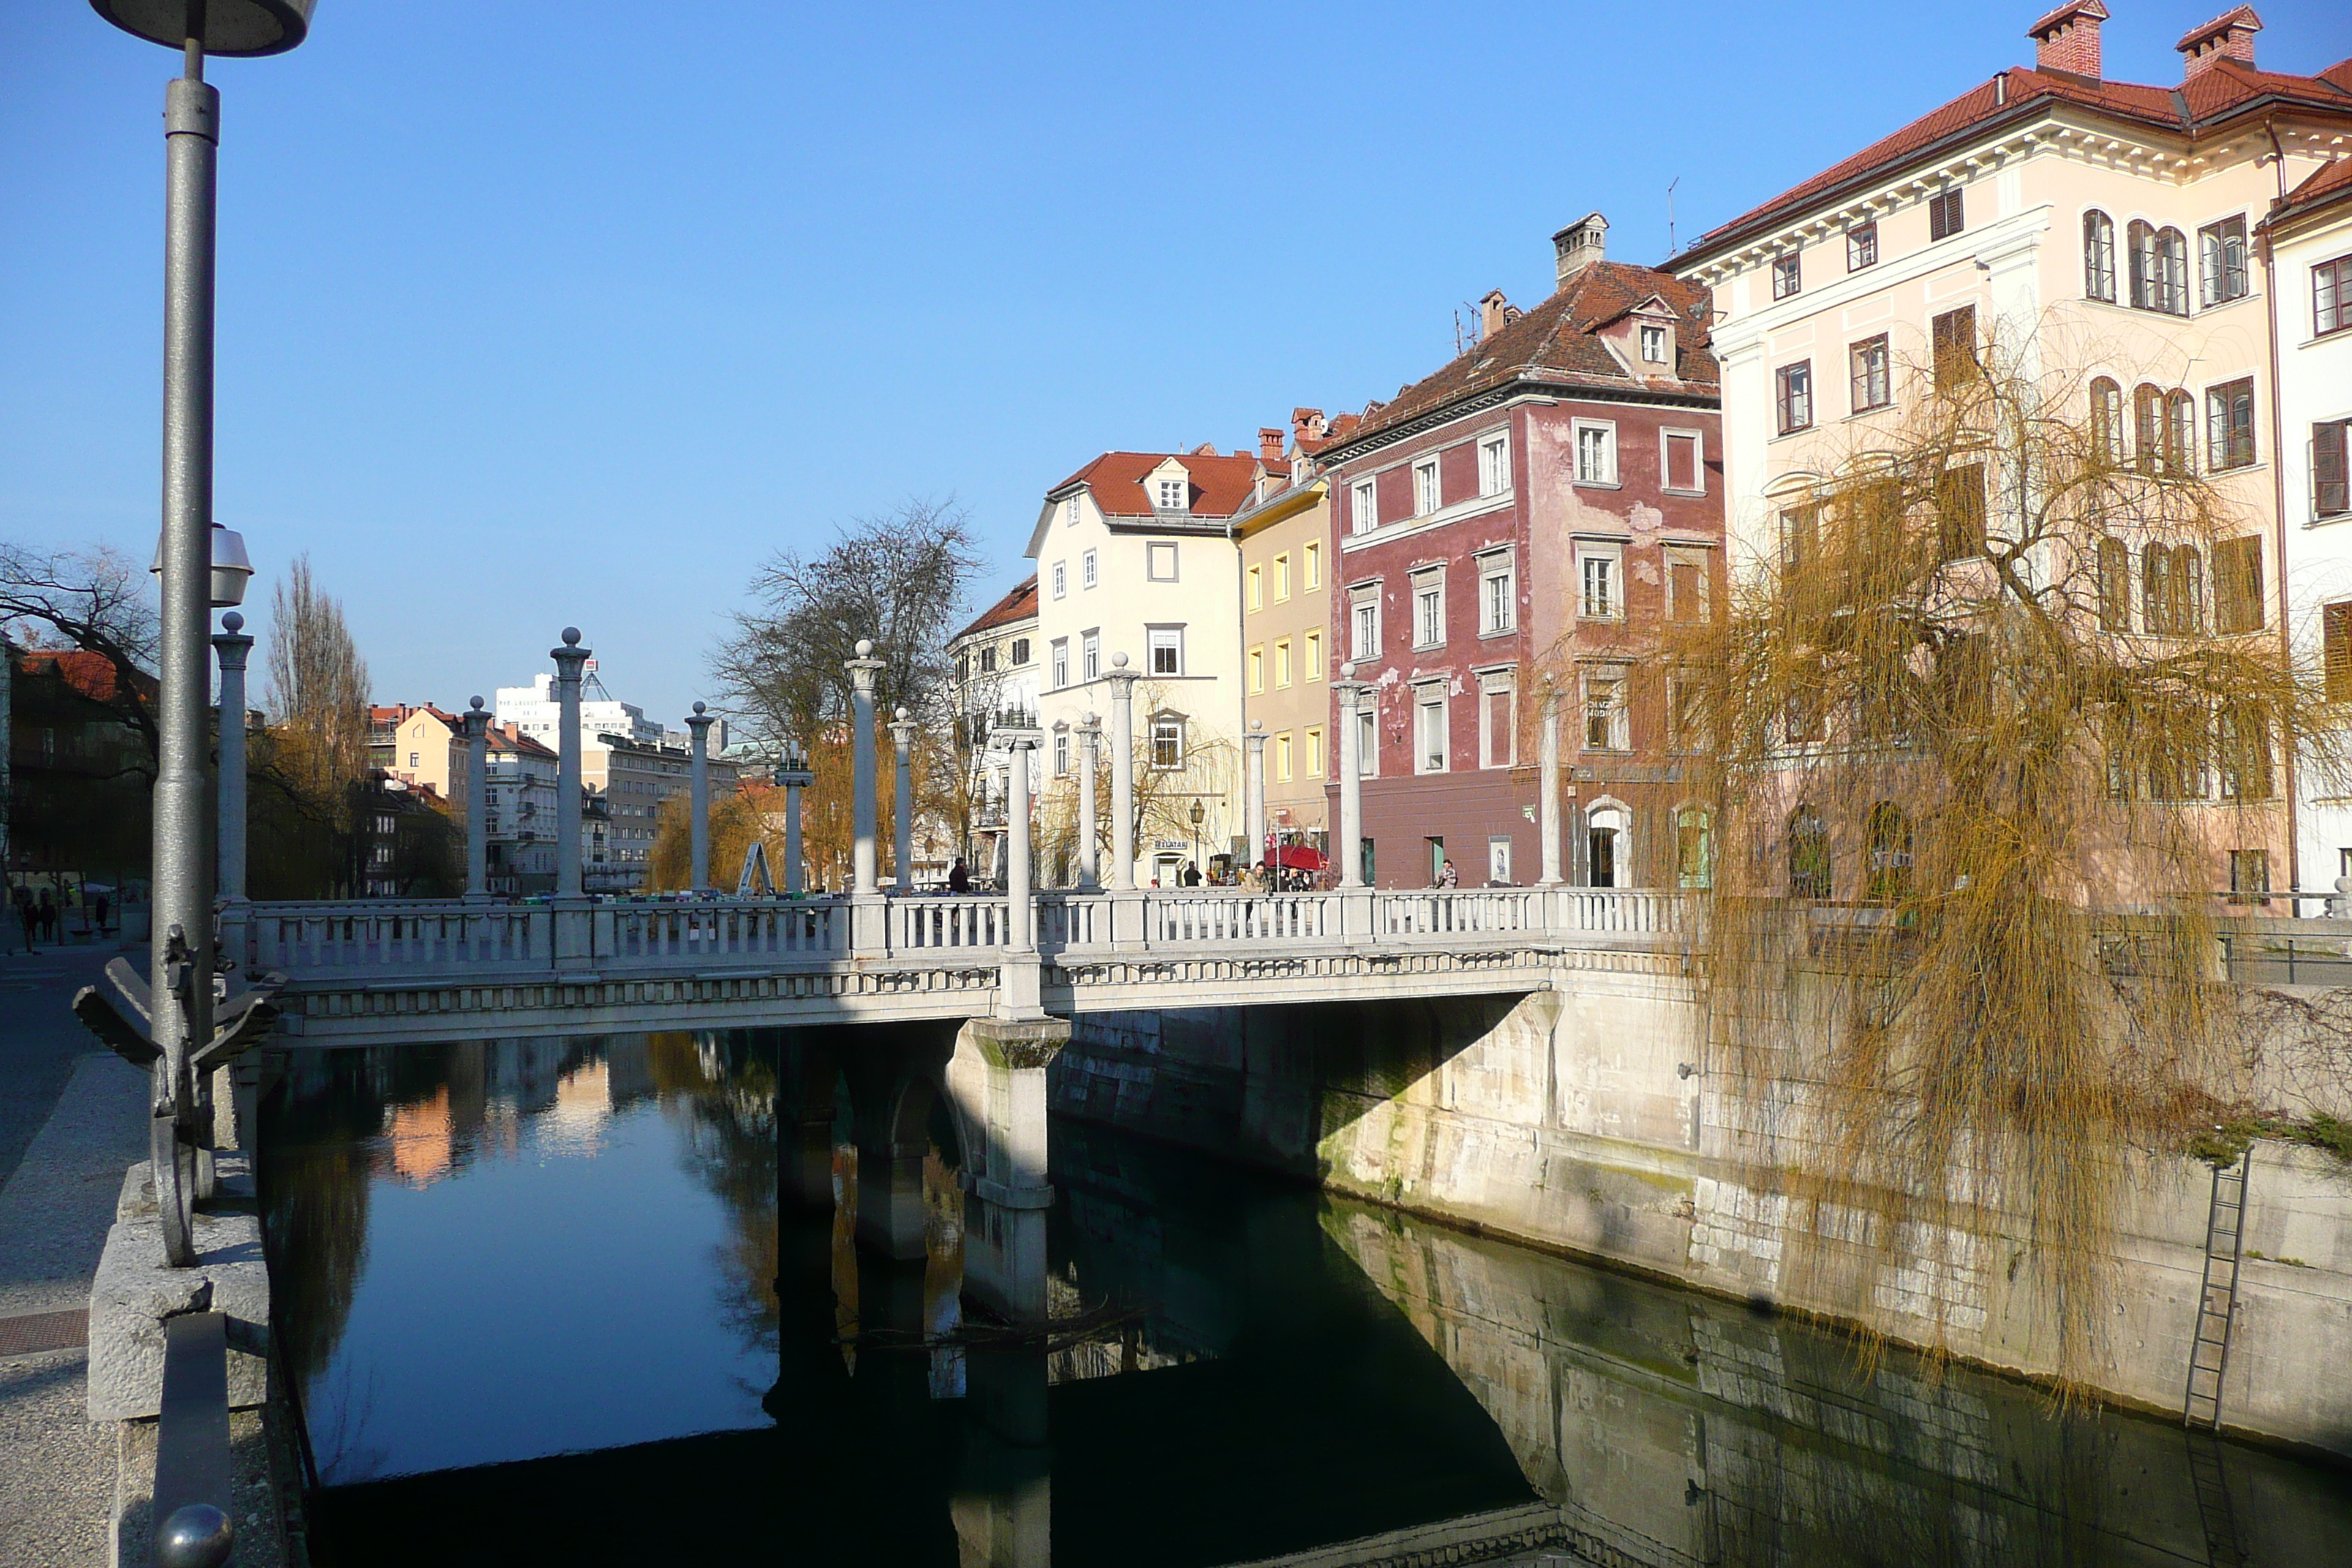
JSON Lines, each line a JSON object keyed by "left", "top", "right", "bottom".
{"left": 1243, "top": 861, "right": 1267, "bottom": 893}
{"left": 1436, "top": 858, "right": 1458, "bottom": 889}
{"left": 947, "top": 858, "right": 971, "bottom": 894}
{"left": 92, "top": 889, "right": 111, "bottom": 936}
{"left": 15, "top": 888, "right": 37, "bottom": 953}
{"left": 37, "top": 889, "right": 57, "bottom": 943}
{"left": 1180, "top": 860, "right": 1202, "bottom": 888}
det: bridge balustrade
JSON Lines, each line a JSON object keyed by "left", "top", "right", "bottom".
{"left": 248, "top": 902, "right": 552, "bottom": 970}
{"left": 600, "top": 900, "right": 843, "bottom": 962}
{"left": 892, "top": 896, "right": 1010, "bottom": 951}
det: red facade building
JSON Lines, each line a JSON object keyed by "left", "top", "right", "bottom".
{"left": 1316, "top": 215, "right": 1724, "bottom": 888}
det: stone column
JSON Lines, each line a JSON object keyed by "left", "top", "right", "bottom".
{"left": 1537, "top": 676, "right": 1563, "bottom": 889}
{"left": 1334, "top": 663, "right": 1370, "bottom": 891}
{"left": 461, "top": 697, "right": 491, "bottom": 900}
{"left": 889, "top": 706, "right": 916, "bottom": 893}
{"left": 777, "top": 755, "right": 813, "bottom": 895}
{"left": 210, "top": 612, "right": 252, "bottom": 910}
{"left": 1005, "top": 739, "right": 1034, "bottom": 953}
{"left": 551, "top": 630, "right": 591, "bottom": 965}
{"left": 946, "top": 1018, "right": 1071, "bottom": 1324}
{"left": 848, "top": 641, "right": 883, "bottom": 897}
{"left": 1104, "top": 655, "right": 1139, "bottom": 892}
{"left": 685, "top": 701, "right": 715, "bottom": 894}
{"left": 1076, "top": 714, "right": 1101, "bottom": 891}
{"left": 1243, "top": 720, "right": 1267, "bottom": 875}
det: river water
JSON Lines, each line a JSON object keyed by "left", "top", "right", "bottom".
{"left": 260, "top": 1032, "right": 2352, "bottom": 1566}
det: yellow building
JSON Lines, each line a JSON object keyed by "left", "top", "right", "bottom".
{"left": 1234, "top": 470, "right": 1333, "bottom": 862}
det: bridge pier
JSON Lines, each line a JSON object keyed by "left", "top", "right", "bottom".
{"left": 947, "top": 1017, "right": 1069, "bottom": 1324}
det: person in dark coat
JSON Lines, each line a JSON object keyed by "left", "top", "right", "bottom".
{"left": 946, "top": 859, "right": 971, "bottom": 894}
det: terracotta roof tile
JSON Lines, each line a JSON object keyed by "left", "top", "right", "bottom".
{"left": 1050, "top": 451, "right": 1267, "bottom": 519}
{"left": 15, "top": 648, "right": 155, "bottom": 706}
{"left": 1326, "top": 260, "right": 1717, "bottom": 452}
{"left": 2268, "top": 151, "right": 2352, "bottom": 227}
{"left": 954, "top": 576, "right": 1039, "bottom": 641}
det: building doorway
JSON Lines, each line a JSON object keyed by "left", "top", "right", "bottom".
{"left": 1586, "top": 804, "right": 1627, "bottom": 889}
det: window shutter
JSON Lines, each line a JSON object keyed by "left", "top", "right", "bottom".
{"left": 2318, "top": 421, "right": 2352, "bottom": 519}
{"left": 2327, "top": 602, "right": 2352, "bottom": 701}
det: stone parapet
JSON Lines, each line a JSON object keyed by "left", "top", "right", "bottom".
{"left": 87, "top": 1156, "right": 270, "bottom": 1423}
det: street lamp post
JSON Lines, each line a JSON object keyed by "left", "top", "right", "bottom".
{"left": 91, "top": 0, "right": 311, "bottom": 1278}
{"left": 1188, "top": 798, "right": 1205, "bottom": 881}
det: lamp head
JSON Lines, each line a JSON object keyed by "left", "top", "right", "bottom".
{"left": 91, "top": 0, "right": 314, "bottom": 56}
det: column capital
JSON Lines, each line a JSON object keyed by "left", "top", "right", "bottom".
{"left": 209, "top": 609, "right": 252, "bottom": 668}
{"left": 685, "top": 701, "right": 716, "bottom": 739}
{"left": 845, "top": 638, "right": 886, "bottom": 691}
{"left": 550, "top": 625, "right": 590, "bottom": 676}
{"left": 887, "top": 708, "right": 919, "bottom": 742}
{"left": 461, "top": 695, "right": 491, "bottom": 742}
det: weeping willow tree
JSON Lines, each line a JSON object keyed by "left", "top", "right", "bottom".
{"left": 1678, "top": 336, "right": 2348, "bottom": 1386}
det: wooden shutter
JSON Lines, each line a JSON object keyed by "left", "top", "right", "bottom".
{"left": 2326, "top": 601, "right": 2352, "bottom": 701}
{"left": 2214, "top": 537, "right": 2262, "bottom": 635}
{"left": 2318, "top": 421, "right": 2351, "bottom": 519}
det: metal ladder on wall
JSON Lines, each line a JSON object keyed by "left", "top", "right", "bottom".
{"left": 2183, "top": 1147, "right": 2252, "bottom": 1432}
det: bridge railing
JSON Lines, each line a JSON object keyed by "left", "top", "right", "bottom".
{"left": 600, "top": 899, "right": 843, "bottom": 962}
{"left": 892, "top": 896, "right": 1011, "bottom": 952}
{"left": 246, "top": 902, "right": 554, "bottom": 970}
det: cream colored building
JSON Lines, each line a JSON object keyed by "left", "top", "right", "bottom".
{"left": 1028, "top": 444, "right": 1266, "bottom": 885}
{"left": 1234, "top": 461, "right": 1333, "bottom": 857}
{"left": 1673, "top": 1, "right": 2352, "bottom": 894}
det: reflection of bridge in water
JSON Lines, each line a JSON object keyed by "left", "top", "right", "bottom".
{"left": 280, "top": 1036, "right": 2352, "bottom": 1567}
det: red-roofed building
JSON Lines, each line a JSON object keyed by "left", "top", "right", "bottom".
{"left": 7, "top": 641, "right": 159, "bottom": 892}
{"left": 1313, "top": 219, "right": 1724, "bottom": 889}
{"left": 1672, "top": 2, "right": 2352, "bottom": 894}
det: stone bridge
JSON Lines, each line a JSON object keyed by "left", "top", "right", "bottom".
{"left": 232, "top": 886, "right": 1692, "bottom": 1047}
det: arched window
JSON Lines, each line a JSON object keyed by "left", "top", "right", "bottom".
{"left": 1676, "top": 807, "right": 1714, "bottom": 890}
{"left": 2089, "top": 377, "right": 2123, "bottom": 464}
{"left": 2142, "top": 543, "right": 2204, "bottom": 636}
{"left": 2097, "top": 535, "right": 2130, "bottom": 631}
{"left": 2084, "top": 210, "right": 2117, "bottom": 301}
{"left": 2130, "top": 221, "right": 2189, "bottom": 314}
{"left": 1865, "top": 803, "right": 1912, "bottom": 902}
{"left": 1787, "top": 804, "right": 1831, "bottom": 899}
{"left": 2127, "top": 220, "right": 2155, "bottom": 307}
{"left": 2166, "top": 390, "right": 2197, "bottom": 475}
{"left": 2133, "top": 383, "right": 2166, "bottom": 472}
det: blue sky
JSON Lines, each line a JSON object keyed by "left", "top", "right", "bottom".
{"left": 5, "top": 1, "right": 2347, "bottom": 725}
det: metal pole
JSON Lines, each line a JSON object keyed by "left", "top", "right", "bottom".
{"left": 685, "top": 702, "right": 715, "bottom": 892}
{"left": 889, "top": 706, "right": 916, "bottom": 892}
{"left": 1537, "top": 676, "right": 1563, "bottom": 887}
{"left": 150, "top": 42, "right": 220, "bottom": 1266}
{"left": 551, "top": 630, "right": 588, "bottom": 900}
{"left": 1006, "top": 739, "right": 1033, "bottom": 952}
{"left": 847, "top": 640, "right": 883, "bottom": 897}
{"left": 1077, "top": 715, "right": 1099, "bottom": 890}
{"left": 783, "top": 772, "right": 806, "bottom": 895}
{"left": 1244, "top": 721, "right": 1267, "bottom": 875}
{"left": 210, "top": 613, "right": 251, "bottom": 905}
{"left": 1105, "top": 656, "right": 1138, "bottom": 892}
{"left": 462, "top": 698, "right": 490, "bottom": 899}
{"left": 1335, "top": 664, "right": 1368, "bottom": 890}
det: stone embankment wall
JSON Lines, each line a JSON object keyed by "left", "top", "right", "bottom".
{"left": 1049, "top": 968, "right": 2352, "bottom": 1458}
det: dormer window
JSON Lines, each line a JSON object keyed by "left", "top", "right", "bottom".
{"left": 1157, "top": 478, "right": 1187, "bottom": 510}
{"left": 1640, "top": 324, "right": 1667, "bottom": 363}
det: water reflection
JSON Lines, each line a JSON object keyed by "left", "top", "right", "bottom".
{"left": 261, "top": 1033, "right": 2352, "bottom": 1567}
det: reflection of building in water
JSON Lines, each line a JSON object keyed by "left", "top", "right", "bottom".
{"left": 384, "top": 1087, "right": 454, "bottom": 1188}
{"left": 547, "top": 1059, "right": 611, "bottom": 1149}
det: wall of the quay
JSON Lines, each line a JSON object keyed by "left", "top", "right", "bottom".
{"left": 1050, "top": 973, "right": 2352, "bottom": 1458}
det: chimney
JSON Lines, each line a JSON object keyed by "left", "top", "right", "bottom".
{"left": 1478, "top": 290, "right": 1510, "bottom": 341}
{"left": 1552, "top": 213, "right": 1607, "bottom": 288}
{"left": 1292, "top": 407, "right": 1327, "bottom": 443}
{"left": 2027, "top": 0, "right": 2107, "bottom": 79}
{"left": 2177, "top": 5, "right": 2261, "bottom": 80}
{"left": 1258, "top": 427, "right": 1284, "bottom": 462}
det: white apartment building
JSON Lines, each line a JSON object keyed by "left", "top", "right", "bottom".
{"left": 1028, "top": 445, "right": 1262, "bottom": 886}
{"left": 947, "top": 576, "right": 1041, "bottom": 880}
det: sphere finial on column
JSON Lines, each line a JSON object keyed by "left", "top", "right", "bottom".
{"left": 856, "top": 638, "right": 874, "bottom": 657}
{"left": 470, "top": 695, "right": 484, "bottom": 712}
{"left": 562, "top": 627, "right": 581, "bottom": 647}
{"left": 693, "top": 700, "right": 706, "bottom": 715}
{"left": 1341, "top": 661, "right": 1357, "bottom": 679}
{"left": 895, "top": 706, "right": 909, "bottom": 721}
{"left": 1112, "top": 652, "right": 1129, "bottom": 669}
{"left": 221, "top": 610, "right": 243, "bottom": 633}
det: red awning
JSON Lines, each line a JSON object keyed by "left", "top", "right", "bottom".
{"left": 1269, "top": 845, "right": 1324, "bottom": 871}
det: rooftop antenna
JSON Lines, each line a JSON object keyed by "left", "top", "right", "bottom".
{"left": 1667, "top": 176, "right": 1682, "bottom": 257}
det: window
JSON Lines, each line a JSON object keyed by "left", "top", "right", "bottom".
{"left": 2318, "top": 255, "right": 2352, "bottom": 336}
{"left": 2142, "top": 544, "right": 2204, "bottom": 636}
{"left": 1351, "top": 480, "right": 1377, "bottom": 534}
{"left": 1354, "top": 706, "right": 1376, "bottom": 777}
{"left": 1640, "top": 324, "right": 1667, "bottom": 361}
{"left": 1275, "top": 639, "right": 1292, "bottom": 687}
{"left": 1147, "top": 541, "right": 1178, "bottom": 581}
{"left": 1928, "top": 186, "right": 1964, "bottom": 241}
{"left": 1781, "top": 504, "right": 1820, "bottom": 575}
{"left": 1478, "top": 433, "right": 1509, "bottom": 496}
{"left": 1009, "top": 637, "right": 1030, "bottom": 666}
{"left": 2097, "top": 536, "right": 2130, "bottom": 631}
{"left": 1305, "top": 630, "right": 1322, "bottom": 679}
{"left": 1081, "top": 630, "right": 1100, "bottom": 680}
{"left": 1274, "top": 554, "right": 1291, "bottom": 602}
{"left": 2091, "top": 377, "right": 2124, "bottom": 465}
{"left": 1148, "top": 627, "right": 1183, "bottom": 676}
{"left": 2326, "top": 602, "right": 2352, "bottom": 699}
{"left": 957, "top": 652, "right": 970, "bottom": 679}
{"left": 1305, "top": 725, "right": 1325, "bottom": 777}
{"left": 1051, "top": 560, "right": 1067, "bottom": 598}
{"left": 1934, "top": 462, "right": 1986, "bottom": 560}
{"left": 2199, "top": 216, "right": 2249, "bottom": 308}
{"left": 1082, "top": 549, "right": 1098, "bottom": 589}
{"left": 1274, "top": 731, "right": 1294, "bottom": 782}
{"left": 1666, "top": 548, "right": 1711, "bottom": 623}
{"left": 1663, "top": 430, "right": 1704, "bottom": 492}
{"left": 1771, "top": 251, "right": 1801, "bottom": 300}
{"left": 1064, "top": 495, "right": 1079, "bottom": 526}
{"left": 1480, "top": 553, "right": 1516, "bottom": 633}
{"left": 1580, "top": 549, "right": 1620, "bottom": 619}
{"left": 2217, "top": 705, "right": 2273, "bottom": 801}
{"left": 2318, "top": 421, "right": 2352, "bottom": 519}
{"left": 2084, "top": 210, "right": 2117, "bottom": 301}
{"left": 2145, "top": 701, "right": 2207, "bottom": 800}
{"left": 1480, "top": 676, "right": 1515, "bottom": 769}
{"left": 979, "top": 645, "right": 998, "bottom": 674}
{"left": 1151, "top": 716, "right": 1184, "bottom": 769}
{"left": 1054, "top": 732, "right": 1069, "bottom": 777}
{"left": 2206, "top": 379, "right": 2255, "bottom": 472}
{"left": 1583, "top": 673, "right": 1626, "bottom": 751}
{"left": 2168, "top": 390, "right": 2197, "bottom": 476}
{"left": 2129, "top": 222, "right": 2188, "bottom": 315}
{"left": 1667, "top": 674, "right": 1705, "bottom": 752}
{"left": 1413, "top": 457, "right": 1440, "bottom": 516}
{"left": 1247, "top": 564, "right": 1263, "bottom": 611}
{"left": 1350, "top": 588, "right": 1380, "bottom": 660}
{"left": 408, "top": 751, "right": 419, "bottom": 769}
{"left": 1676, "top": 809, "right": 1713, "bottom": 890}
{"left": 1247, "top": 647, "right": 1264, "bottom": 693}
{"left": 1303, "top": 540, "right": 1322, "bottom": 589}
{"left": 1050, "top": 639, "right": 1069, "bottom": 689}
{"left": 1776, "top": 361, "right": 1813, "bottom": 434}
{"left": 1847, "top": 221, "right": 1878, "bottom": 272}
{"left": 1157, "top": 476, "right": 1187, "bottom": 510}
{"left": 1416, "top": 693, "right": 1448, "bottom": 773}
{"left": 1931, "top": 306, "right": 1978, "bottom": 391}
{"left": 2229, "top": 849, "right": 2272, "bottom": 902}
{"left": 1850, "top": 335, "right": 1891, "bottom": 412}
{"left": 1412, "top": 570, "right": 1445, "bottom": 649}
{"left": 1788, "top": 804, "right": 1831, "bottom": 898}
{"left": 1575, "top": 421, "right": 1617, "bottom": 483}
{"left": 2214, "top": 537, "right": 2264, "bottom": 634}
